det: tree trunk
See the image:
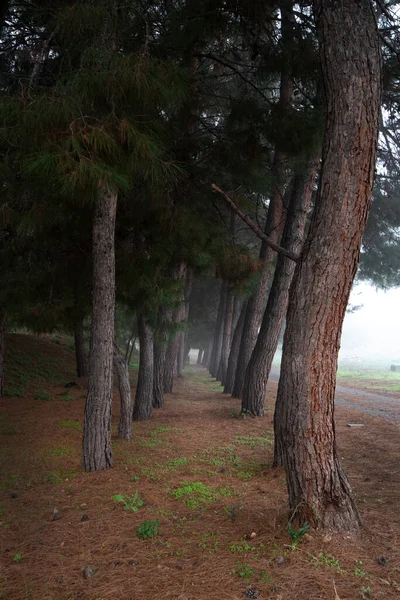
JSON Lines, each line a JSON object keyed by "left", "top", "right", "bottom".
{"left": 163, "top": 264, "right": 186, "bottom": 393}
{"left": 210, "top": 281, "right": 227, "bottom": 377}
{"left": 113, "top": 341, "right": 133, "bottom": 439}
{"left": 133, "top": 313, "right": 154, "bottom": 421}
{"left": 242, "top": 163, "right": 319, "bottom": 417}
{"left": 218, "top": 290, "right": 234, "bottom": 385}
{"left": 0, "top": 312, "right": 5, "bottom": 398}
{"left": 202, "top": 340, "right": 212, "bottom": 367}
{"left": 74, "top": 317, "right": 88, "bottom": 378}
{"left": 177, "top": 333, "right": 185, "bottom": 377}
{"left": 153, "top": 305, "right": 170, "bottom": 408}
{"left": 275, "top": 0, "right": 381, "bottom": 530}
{"left": 197, "top": 348, "right": 204, "bottom": 364}
{"left": 223, "top": 300, "right": 247, "bottom": 395}
{"left": 125, "top": 324, "right": 136, "bottom": 362}
{"left": 83, "top": 186, "right": 117, "bottom": 472}
{"left": 231, "top": 4, "right": 294, "bottom": 400}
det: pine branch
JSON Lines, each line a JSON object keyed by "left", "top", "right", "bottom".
{"left": 211, "top": 184, "right": 299, "bottom": 263}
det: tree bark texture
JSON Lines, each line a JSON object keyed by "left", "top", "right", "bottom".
{"left": 133, "top": 313, "right": 154, "bottom": 421}
{"left": 113, "top": 341, "right": 133, "bottom": 439}
{"left": 83, "top": 187, "right": 117, "bottom": 472}
{"left": 231, "top": 4, "right": 293, "bottom": 400}
{"left": 0, "top": 312, "right": 5, "bottom": 397}
{"left": 210, "top": 281, "right": 227, "bottom": 378}
{"left": 275, "top": 0, "right": 381, "bottom": 530}
{"left": 163, "top": 264, "right": 187, "bottom": 393}
{"left": 223, "top": 300, "right": 247, "bottom": 395}
{"left": 153, "top": 305, "right": 171, "bottom": 408}
{"left": 242, "top": 163, "right": 319, "bottom": 417}
{"left": 74, "top": 317, "right": 88, "bottom": 378}
{"left": 218, "top": 290, "right": 234, "bottom": 385}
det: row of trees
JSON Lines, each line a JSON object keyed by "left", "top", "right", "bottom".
{"left": 0, "top": 0, "right": 398, "bottom": 529}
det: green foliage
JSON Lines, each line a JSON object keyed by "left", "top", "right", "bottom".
{"left": 231, "top": 408, "right": 251, "bottom": 420}
{"left": 4, "top": 387, "right": 25, "bottom": 398}
{"left": 113, "top": 492, "right": 144, "bottom": 512}
{"left": 13, "top": 553, "right": 22, "bottom": 564}
{"left": 59, "top": 420, "right": 81, "bottom": 430}
{"left": 171, "top": 481, "right": 232, "bottom": 509}
{"left": 135, "top": 520, "right": 160, "bottom": 540}
{"left": 230, "top": 562, "right": 254, "bottom": 579}
{"left": 287, "top": 522, "right": 310, "bottom": 549}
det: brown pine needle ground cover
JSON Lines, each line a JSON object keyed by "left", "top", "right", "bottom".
{"left": 0, "top": 334, "right": 399, "bottom": 600}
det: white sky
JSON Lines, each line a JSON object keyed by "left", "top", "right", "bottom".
{"left": 340, "top": 282, "right": 400, "bottom": 362}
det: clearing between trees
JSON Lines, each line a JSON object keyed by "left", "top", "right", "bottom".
{"left": 0, "top": 334, "right": 399, "bottom": 600}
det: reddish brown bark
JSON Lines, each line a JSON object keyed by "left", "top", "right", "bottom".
{"left": 83, "top": 187, "right": 117, "bottom": 471}
{"left": 133, "top": 313, "right": 154, "bottom": 421}
{"left": 275, "top": 0, "right": 381, "bottom": 530}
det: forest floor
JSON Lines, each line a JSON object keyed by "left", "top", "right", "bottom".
{"left": 0, "top": 334, "right": 399, "bottom": 600}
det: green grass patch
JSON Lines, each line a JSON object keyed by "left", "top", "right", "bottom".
{"left": 34, "top": 389, "right": 53, "bottom": 401}
{"left": 4, "top": 387, "right": 25, "bottom": 398}
{"left": 171, "top": 481, "right": 232, "bottom": 509}
{"left": 60, "top": 420, "right": 81, "bottom": 430}
{"left": 234, "top": 433, "right": 272, "bottom": 447}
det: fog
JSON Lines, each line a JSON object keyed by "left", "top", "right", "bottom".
{"left": 340, "top": 282, "right": 400, "bottom": 366}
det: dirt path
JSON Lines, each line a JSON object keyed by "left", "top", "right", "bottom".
{"left": 269, "top": 365, "right": 400, "bottom": 424}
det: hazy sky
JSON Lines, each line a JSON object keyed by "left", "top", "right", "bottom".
{"left": 340, "top": 283, "right": 400, "bottom": 362}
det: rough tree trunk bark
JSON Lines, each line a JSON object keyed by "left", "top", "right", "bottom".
{"left": 275, "top": 0, "right": 381, "bottom": 530}
{"left": 113, "top": 341, "right": 133, "bottom": 439}
{"left": 83, "top": 186, "right": 117, "bottom": 472}
{"left": 242, "top": 162, "right": 319, "bottom": 417}
{"left": 218, "top": 290, "right": 234, "bottom": 385}
{"left": 74, "top": 317, "right": 88, "bottom": 378}
{"left": 0, "top": 312, "right": 5, "bottom": 398}
{"left": 133, "top": 313, "right": 154, "bottom": 421}
{"left": 223, "top": 300, "right": 247, "bottom": 395}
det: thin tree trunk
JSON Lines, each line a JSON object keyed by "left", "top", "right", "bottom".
{"left": 218, "top": 290, "right": 234, "bottom": 385}
{"left": 242, "top": 162, "right": 319, "bottom": 417}
{"left": 113, "top": 341, "right": 133, "bottom": 439}
{"left": 0, "top": 312, "right": 5, "bottom": 398}
{"left": 231, "top": 5, "right": 294, "bottom": 400}
{"left": 202, "top": 340, "right": 212, "bottom": 367}
{"left": 83, "top": 186, "right": 117, "bottom": 472}
{"left": 210, "top": 281, "right": 227, "bottom": 377}
{"left": 223, "top": 300, "right": 247, "bottom": 395}
{"left": 197, "top": 348, "right": 204, "bottom": 364}
{"left": 163, "top": 264, "right": 186, "bottom": 393}
{"left": 153, "top": 305, "right": 170, "bottom": 408}
{"left": 125, "top": 324, "right": 136, "bottom": 362}
{"left": 74, "top": 317, "right": 88, "bottom": 378}
{"left": 275, "top": 0, "right": 381, "bottom": 530}
{"left": 133, "top": 314, "right": 154, "bottom": 421}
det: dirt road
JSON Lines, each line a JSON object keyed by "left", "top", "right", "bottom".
{"left": 269, "top": 365, "right": 400, "bottom": 423}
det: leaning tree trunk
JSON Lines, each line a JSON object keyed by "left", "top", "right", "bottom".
{"left": 113, "top": 341, "right": 133, "bottom": 439}
{"left": 133, "top": 313, "right": 154, "bottom": 421}
{"left": 275, "top": 0, "right": 381, "bottom": 530}
{"left": 74, "top": 316, "right": 88, "bottom": 378}
{"left": 83, "top": 186, "right": 117, "bottom": 472}
{"left": 242, "top": 162, "right": 319, "bottom": 417}
{"left": 231, "top": 2, "right": 293, "bottom": 400}
{"left": 0, "top": 312, "right": 5, "bottom": 398}
{"left": 218, "top": 290, "right": 234, "bottom": 385}
{"left": 223, "top": 300, "right": 247, "bottom": 395}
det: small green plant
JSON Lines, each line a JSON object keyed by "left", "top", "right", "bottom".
{"left": 287, "top": 521, "right": 309, "bottom": 549}
{"left": 376, "top": 498, "right": 383, "bottom": 504}
{"left": 13, "top": 553, "right": 22, "bottom": 563}
{"left": 354, "top": 560, "right": 366, "bottom": 577}
{"left": 312, "top": 552, "right": 345, "bottom": 575}
{"left": 224, "top": 504, "right": 241, "bottom": 522}
{"left": 171, "top": 481, "right": 232, "bottom": 509}
{"left": 60, "top": 390, "right": 75, "bottom": 402}
{"left": 197, "top": 531, "right": 219, "bottom": 554}
{"left": 234, "top": 433, "right": 272, "bottom": 447}
{"left": 230, "top": 539, "right": 257, "bottom": 554}
{"left": 2, "top": 426, "right": 19, "bottom": 436}
{"left": 34, "top": 389, "right": 53, "bottom": 401}
{"left": 231, "top": 562, "right": 254, "bottom": 579}
{"left": 231, "top": 408, "right": 251, "bottom": 420}
{"left": 360, "top": 585, "right": 371, "bottom": 599}
{"left": 136, "top": 520, "right": 160, "bottom": 539}
{"left": 113, "top": 492, "right": 144, "bottom": 512}
{"left": 49, "top": 446, "right": 71, "bottom": 458}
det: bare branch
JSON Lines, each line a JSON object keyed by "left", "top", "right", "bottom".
{"left": 211, "top": 184, "right": 299, "bottom": 263}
